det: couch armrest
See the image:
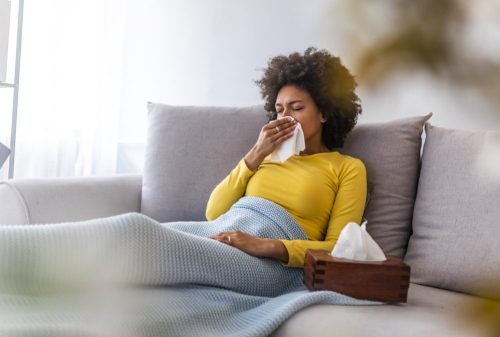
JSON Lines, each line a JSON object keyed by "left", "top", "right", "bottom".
{"left": 0, "top": 174, "right": 142, "bottom": 225}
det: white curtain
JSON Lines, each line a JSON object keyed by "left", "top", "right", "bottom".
{"left": 14, "top": 0, "right": 127, "bottom": 178}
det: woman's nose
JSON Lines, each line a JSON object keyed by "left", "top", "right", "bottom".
{"left": 282, "top": 108, "right": 293, "bottom": 118}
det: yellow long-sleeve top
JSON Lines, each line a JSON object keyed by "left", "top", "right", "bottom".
{"left": 205, "top": 152, "right": 367, "bottom": 268}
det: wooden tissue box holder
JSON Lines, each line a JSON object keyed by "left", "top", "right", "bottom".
{"left": 304, "top": 250, "right": 411, "bottom": 303}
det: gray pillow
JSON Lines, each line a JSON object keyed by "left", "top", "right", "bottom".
{"left": 338, "top": 113, "right": 432, "bottom": 258}
{"left": 142, "top": 104, "right": 431, "bottom": 259}
{"left": 404, "top": 123, "right": 500, "bottom": 300}
{"left": 141, "top": 103, "right": 268, "bottom": 222}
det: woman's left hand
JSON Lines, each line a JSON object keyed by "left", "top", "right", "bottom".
{"left": 210, "top": 231, "right": 289, "bottom": 263}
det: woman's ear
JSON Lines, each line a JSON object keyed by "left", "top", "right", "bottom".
{"left": 320, "top": 114, "right": 327, "bottom": 123}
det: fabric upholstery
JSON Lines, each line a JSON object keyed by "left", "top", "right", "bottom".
{"left": 338, "top": 113, "right": 432, "bottom": 258}
{"left": 0, "top": 175, "right": 142, "bottom": 225}
{"left": 272, "top": 283, "right": 493, "bottom": 337}
{"left": 405, "top": 123, "right": 500, "bottom": 300}
{"left": 141, "top": 103, "right": 268, "bottom": 222}
{"left": 142, "top": 103, "right": 431, "bottom": 258}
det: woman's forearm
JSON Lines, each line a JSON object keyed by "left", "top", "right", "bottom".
{"left": 210, "top": 231, "right": 289, "bottom": 264}
{"left": 261, "top": 239, "right": 289, "bottom": 264}
{"left": 244, "top": 146, "right": 265, "bottom": 172}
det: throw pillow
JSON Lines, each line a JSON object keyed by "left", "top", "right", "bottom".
{"left": 141, "top": 103, "right": 268, "bottom": 222}
{"left": 338, "top": 113, "right": 432, "bottom": 258}
{"left": 404, "top": 123, "right": 500, "bottom": 300}
{"left": 142, "top": 103, "right": 431, "bottom": 262}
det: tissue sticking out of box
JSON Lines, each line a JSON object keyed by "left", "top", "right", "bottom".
{"left": 331, "top": 220, "right": 386, "bottom": 261}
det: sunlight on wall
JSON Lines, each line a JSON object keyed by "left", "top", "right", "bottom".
{"left": 14, "top": 0, "right": 127, "bottom": 177}
{"left": 7, "top": 0, "right": 500, "bottom": 177}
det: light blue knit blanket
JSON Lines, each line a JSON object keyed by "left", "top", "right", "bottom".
{"left": 0, "top": 196, "right": 382, "bottom": 337}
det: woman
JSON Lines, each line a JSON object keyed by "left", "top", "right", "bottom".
{"left": 0, "top": 48, "right": 375, "bottom": 337}
{"left": 207, "top": 47, "right": 367, "bottom": 268}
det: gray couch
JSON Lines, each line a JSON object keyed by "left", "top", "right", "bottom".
{"left": 1, "top": 103, "right": 499, "bottom": 337}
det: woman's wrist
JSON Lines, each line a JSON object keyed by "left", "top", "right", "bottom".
{"left": 244, "top": 146, "right": 265, "bottom": 172}
{"left": 262, "top": 239, "right": 289, "bottom": 264}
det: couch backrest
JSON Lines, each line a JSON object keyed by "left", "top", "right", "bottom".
{"left": 141, "top": 103, "right": 268, "bottom": 222}
{"left": 141, "top": 103, "right": 431, "bottom": 259}
{"left": 405, "top": 123, "right": 500, "bottom": 300}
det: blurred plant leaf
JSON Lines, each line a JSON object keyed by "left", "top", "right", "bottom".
{"left": 353, "top": 0, "right": 500, "bottom": 102}
{"left": 457, "top": 295, "right": 500, "bottom": 337}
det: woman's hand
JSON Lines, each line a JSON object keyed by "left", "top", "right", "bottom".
{"left": 210, "top": 230, "right": 289, "bottom": 263}
{"left": 256, "top": 117, "right": 298, "bottom": 157}
{"left": 244, "top": 117, "right": 298, "bottom": 171}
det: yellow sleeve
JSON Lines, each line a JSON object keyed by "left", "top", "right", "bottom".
{"left": 205, "top": 158, "right": 256, "bottom": 221}
{"left": 281, "top": 159, "right": 368, "bottom": 268}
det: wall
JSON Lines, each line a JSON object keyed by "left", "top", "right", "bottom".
{"left": 0, "top": 0, "right": 11, "bottom": 82}
{"left": 116, "top": 0, "right": 500, "bottom": 172}
{"left": 4, "top": 1, "right": 498, "bottom": 177}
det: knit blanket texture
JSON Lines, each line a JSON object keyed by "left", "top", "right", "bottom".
{"left": 0, "top": 196, "right": 382, "bottom": 337}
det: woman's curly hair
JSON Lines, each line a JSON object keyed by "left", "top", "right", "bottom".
{"left": 255, "top": 47, "right": 361, "bottom": 149}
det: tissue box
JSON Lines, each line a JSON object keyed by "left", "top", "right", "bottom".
{"left": 304, "top": 250, "right": 410, "bottom": 303}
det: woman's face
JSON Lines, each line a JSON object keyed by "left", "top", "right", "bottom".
{"left": 275, "top": 85, "right": 326, "bottom": 142}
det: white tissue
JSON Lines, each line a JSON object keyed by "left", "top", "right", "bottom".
{"left": 271, "top": 122, "right": 305, "bottom": 162}
{"left": 331, "top": 220, "right": 386, "bottom": 261}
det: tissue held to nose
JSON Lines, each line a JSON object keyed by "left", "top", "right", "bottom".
{"left": 271, "top": 119, "right": 306, "bottom": 163}
{"left": 331, "top": 221, "right": 387, "bottom": 261}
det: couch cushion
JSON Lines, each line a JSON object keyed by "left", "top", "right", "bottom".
{"left": 141, "top": 103, "right": 268, "bottom": 222}
{"left": 272, "top": 283, "right": 494, "bottom": 337}
{"left": 338, "top": 113, "right": 432, "bottom": 258}
{"left": 142, "top": 104, "right": 430, "bottom": 257}
{"left": 405, "top": 124, "right": 500, "bottom": 300}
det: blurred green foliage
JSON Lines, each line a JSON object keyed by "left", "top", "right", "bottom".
{"left": 351, "top": 0, "right": 500, "bottom": 101}
{"left": 458, "top": 296, "right": 500, "bottom": 337}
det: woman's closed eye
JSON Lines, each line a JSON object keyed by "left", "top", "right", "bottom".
{"left": 276, "top": 107, "right": 303, "bottom": 114}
